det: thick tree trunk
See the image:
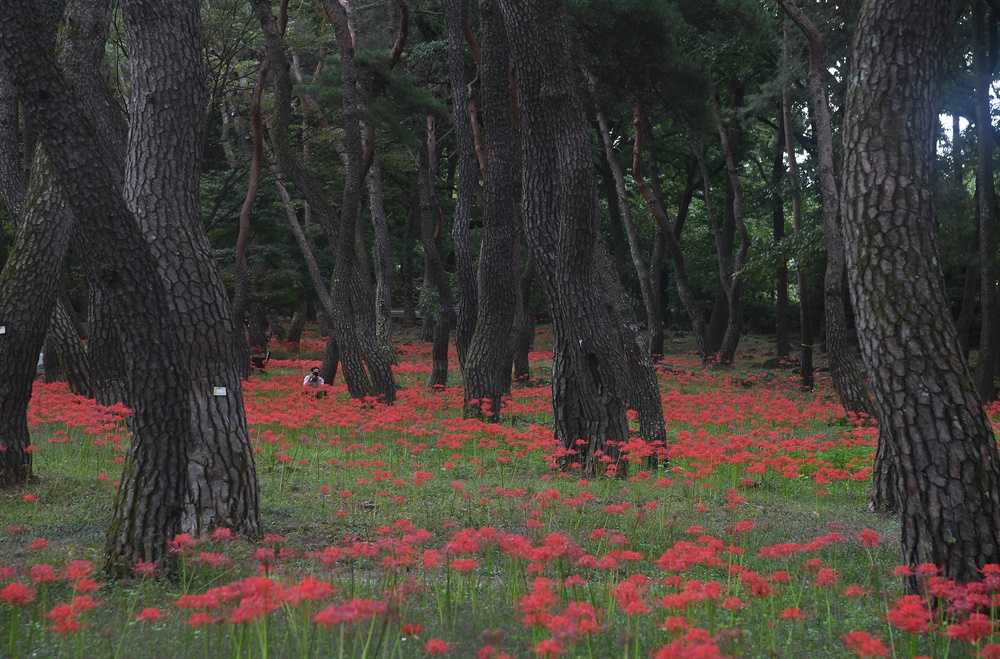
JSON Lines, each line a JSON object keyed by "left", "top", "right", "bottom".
{"left": 122, "top": 0, "right": 259, "bottom": 538}
{"left": 417, "top": 121, "right": 455, "bottom": 389}
{"left": 1, "top": 0, "right": 194, "bottom": 572}
{"left": 973, "top": 0, "right": 999, "bottom": 402}
{"left": 445, "top": 0, "right": 479, "bottom": 373}
{"left": 842, "top": 0, "right": 1000, "bottom": 586}
{"left": 464, "top": 0, "right": 517, "bottom": 420}
{"left": 499, "top": 0, "right": 636, "bottom": 475}
{"left": 0, "top": 158, "right": 73, "bottom": 488}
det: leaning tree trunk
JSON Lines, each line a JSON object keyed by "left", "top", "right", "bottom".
{"left": 1, "top": 0, "right": 195, "bottom": 573}
{"left": 445, "top": 0, "right": 479, "bottom": 373}
{"left": 0, "top": 156, "right": 74, "bottom": 488}
{"left": 633, "top": 103, "right": 711, "bottom": 362}
{"left": 972, "top": 0, "right": 999, "bottom": 403}
{"left": 122, "top": 0, "right": 259, "bottom": 537}
{"left": 463, "top": 0, "right": 517, "bottom": 421}
{"left": 591, "top": 89, "right": 659, "bottom": 360}
{"left": 417, "top": 121, "right": 455, "bottom": 389}
{"left": 499, "top": 0, "right": 640, "bottom": 475}
{"left": 841, "top": 0, "right": 1000, "bottom": 587}
{"left": 0, "top": 0, "right": 116, "bottom": 486}
{"left": 777, "top": 0, "right": 876, "bottom": 416}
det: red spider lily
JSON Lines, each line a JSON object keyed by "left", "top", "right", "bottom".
{"left": 29, "top": 538, "right": 48, "bottom": 550}
{"left": 211, "top": 527, "right": 236, "bottom": 541}
{"left": 184, "top": 612, "right": 222, "bottom": 628}
{"left": 858, "top": 529, "right": 882, "bottom": 548}
{"left": 401, "top": 622, "right": 423, "bottom": 636}
{"left": 519, "top": 578, "right": 557, "bottom": 627}
{"left": 167, "top": 533, "right": 196, "bottom": 552}
{"left": 612, "top": 575, "right": 650, "bottom": 615}
{"left": 780, "top": 607, "right": 806, "bottom": 622}
{"left": 22, "top": 494, "right": 36, "bottom": 503}
{"left": 450, "top": 558, "right": 479, "bottom": 573}
{"left": 30, "top": 564, "right": 58, "bottom": 584}
{"left": 0, "top": 582, "right": 36, "bottom": 605}
{"left": 136, "top": 607, "right": 168, "bottom": 623}
{"left": 652, "top": 628, "right": 723, "bottom": 658}
{"left": 887, "top": 594, "right": 932, "bottom": 634}
{"left": 133, "top": 560, "right": 156, "bottom": 579}
{"left": 424, "top": 638, "right": 453, "bottom": 654}
{"left": 286, "top": 576, "right": 336, "bottom": 604}
{"left": 312, "top": 598, "right": 387, "bottom": 628}
{"left": 946, "top": 612, "right": 993, "bottom": 643}
{"left": 843, "top": 630, "right": 889, "bottom": 657}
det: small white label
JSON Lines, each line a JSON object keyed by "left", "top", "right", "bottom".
{"left": 0, "top": 326, "right": 6, "bottom": 334}
{"left": 213, "top": 387, "right": 227, "bottom": 396}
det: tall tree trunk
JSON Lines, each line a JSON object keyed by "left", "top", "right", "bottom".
{"left": 771, "top": 117, "right": 791, "bottom": 361}
{"left": 122, "top": 0, "right": 259, "bottom": 537}
{"left": 499, "top": 0, "right": 642, "bottom": 475}
{"left": 842, "top": 0, "right": 1000, "bottom": 586}
{"left": 231, "top": 56, "right": 269, "bottom": 381}
{"left": 88, "top": 286, "right": 129, "bottom": 406}
{"left": 778, "top": 0, "right": 875, "bottom": 415}
{"left": 276, "top": 178, "right": 340, "bottom": 383}
{"left": 464, "top": 0, "right": 517, "bottom": 420}
{"left": 590, "top": 82, "right": 659, "bottom": 359}
{"left": 445, "top": 0, "right": 480, "bottom": 373}
{"left": 973, "top": 0, "right": 999, "bottom": 402}
{"left": 417, "top": 120, "right": 455, "bottom": 389}
{"left": 511, "top": 244, "right": 535, "bottom": 383}
{"left": 1, "top": 0, "right": 195, "bottom": 572}
{"left": 287, "top": 300, "right": 307, "bottom": 346}
{"left": 367, "top": 158, "right": 397, "bottom": 364}
{"left": 633, "top": 104, "right": 711, "bottom": 361}
{"left": 780, "top": 50, "right": 813, "bottom": 389}
{"left": 0, "top": 156, "right": 74, "bottom": 488}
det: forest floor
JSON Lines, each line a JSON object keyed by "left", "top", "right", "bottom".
{"left": 1, "top": 327, "right": 996, "bottom": 658}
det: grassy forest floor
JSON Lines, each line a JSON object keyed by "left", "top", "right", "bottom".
{"left": 2, "top": 327, "right": 997, "bottom": 658}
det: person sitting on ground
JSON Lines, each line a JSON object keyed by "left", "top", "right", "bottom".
{"left": 303, "top": 367, "right": 324, "bottom": 388}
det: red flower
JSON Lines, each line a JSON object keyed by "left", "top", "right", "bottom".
{"left": 136, "top": 607, "right": 167, "bottom": 623}
{"left": 858, "top": 529, "right": 881, "bottom": 548}
{"left": 0, "top": 582, "right": 36, "bottom": 605}
{"left": 886, "top": 594, "right": 931, "bottom": 634}
{"left": 843, "top": 630, "right": 889, "bottom": 657}
{"left": 946, "top": 612, "right": 992, "bottom": 644}
{"left": 402, "top": 622, "right": 424, "bottom": 636}
{"left": 424, "top": 638, "right": 453, "bottom": 654}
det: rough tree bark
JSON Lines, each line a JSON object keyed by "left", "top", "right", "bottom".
{"left": 122, "top": 0, "right": 259, "bottom": 537}
{"left": 445, "top": 0, "right": 480, "bottom": 372}
{"left": 841, "top": 0, "right": 1000, "bottom": 585}
{"left": 499, "top": 0, "right": 651, "bottom": 475}
{"left": 777, "top": 0, "right": 875, "bottom": 417}
{"left": 590, "top": 81, "right": 661, "bottom": 360}
{"left": 972, "top": 0, "right": 999, "bottom": 403}
{"left": 463, "top": 0, "right": 517, "bottom": 420}
{"left": 1, "top": 0, "right": 194, "bottom": 573}
{"left": 417, "top": 118, "right": 455, "bottom": 389}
